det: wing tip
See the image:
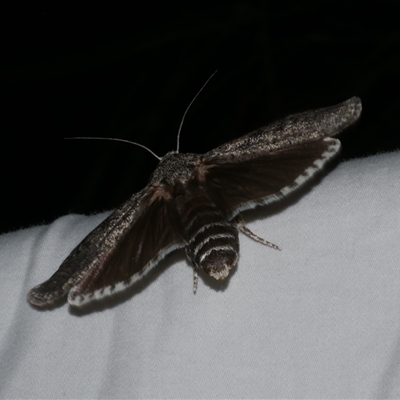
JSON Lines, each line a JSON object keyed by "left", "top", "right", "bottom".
{"left": 27, "top": 285, "right": 66, "bottom": 308}
{"left": 342, "top": 96, "right": 362, "bottom": 121}
{"left": 27, "top": 289, "right": 47, "bottom": 307}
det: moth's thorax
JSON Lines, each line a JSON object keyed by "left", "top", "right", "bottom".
{"left": 150, "top": 151, "right": 201, "bottom": 185}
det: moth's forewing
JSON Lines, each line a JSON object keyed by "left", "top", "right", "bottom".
{"left": 207, "top": 96, "right": 361, "bottom": 162}
{"left": 67, "top": 196, "right": 184, "bottom": 306}
{"left": 200, "top": 96, "right": 362, "bottom": 217}
{"left": 28, "top": 189, "right": 184, "bottom": 307}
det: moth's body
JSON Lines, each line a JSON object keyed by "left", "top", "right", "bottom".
{"left": 28, "top": 97, "right": 362, "bottom": 308}
{"left": 177, "top": 189, "right": 239, "bottom": 280}
{"left": 152, "top": 152, "right": 240, "bottom": 279}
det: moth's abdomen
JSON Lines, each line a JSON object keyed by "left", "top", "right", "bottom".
{"left": 177, "top": 194, "right": 239, "bottom": 280}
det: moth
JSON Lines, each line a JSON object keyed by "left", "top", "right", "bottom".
{"left": 28, "top": 95, "right": 362, "bottom": 307}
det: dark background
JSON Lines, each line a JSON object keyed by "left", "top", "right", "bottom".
{"left": 1, "top": 1, "right": 399, "bottom": 234}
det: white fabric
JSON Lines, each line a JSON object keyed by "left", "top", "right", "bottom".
{"left": 1, "top": 151, "right": 399, "bottom": 398}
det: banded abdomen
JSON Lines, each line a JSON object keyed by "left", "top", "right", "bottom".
{"left": 176, "top": 190, "right": 239, "bottom": 280}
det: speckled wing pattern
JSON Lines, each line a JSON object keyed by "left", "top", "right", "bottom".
{"left": 28, "top": 96, "right": 362, "bottom": 308}
{"left": 28, "top": 189, "right": 185, "bottom": 306}
{"left": 201, "top": 97, "right": 362, "bottom": 218}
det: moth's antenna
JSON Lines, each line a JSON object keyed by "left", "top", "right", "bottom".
{"left": 176, "top": 70, "right": 218, "bottom": 153}
{"left": 66, "top": 137, "right": 161, "bottom": 161}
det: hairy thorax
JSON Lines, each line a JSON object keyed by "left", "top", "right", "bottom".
{"left": 150, "top": 152, "right": 201, "bottom": 185}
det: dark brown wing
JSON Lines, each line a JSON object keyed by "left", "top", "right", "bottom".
{"left": 201, "top": 138, "right": 340, "bottom": 218}
{"left": 28, "top": 188, "right": 184, "bottom": 307}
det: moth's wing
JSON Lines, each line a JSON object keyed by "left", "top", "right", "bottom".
{"left": 201, "top": 138, "right": 341, "bottom": 218}
{"left": 206, "top": 96, "right": 361, "bottom": 163}
{"left": 28, "top": 188, "right": 184, "bottom": 307}
{"left": 200, "top": 97, "right": 361, "bottom": 217}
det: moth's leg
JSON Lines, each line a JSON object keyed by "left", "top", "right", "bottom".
{"left": 234, "top": 215, "right": 281, "bottom": 251}
{"left": 193, "top": 267, "right": 199, "bottom": 294}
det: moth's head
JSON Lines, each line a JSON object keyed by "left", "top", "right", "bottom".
{"left": 150, "top": 151, "right": 201, "bottom": 185}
